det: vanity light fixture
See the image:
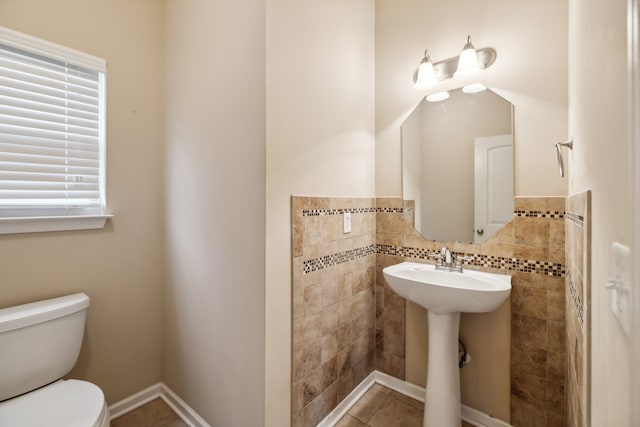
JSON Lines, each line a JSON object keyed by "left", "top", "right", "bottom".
{"left": 426, "top": 91, "right": 450, "bottom": 102}
{"left": 413, "top": 35, "right": 496, "bottom": 89}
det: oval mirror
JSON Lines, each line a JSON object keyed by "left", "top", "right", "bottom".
{"left": 401, "top": 88, "right": 514, "bottom": 244}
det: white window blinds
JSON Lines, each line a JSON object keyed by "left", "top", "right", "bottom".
{"left": 0, "top": 27, "right": 106, "bottom": 217}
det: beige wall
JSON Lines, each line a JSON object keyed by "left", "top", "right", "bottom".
{"left": 265, "top": 1, "right": 376, "bottom": 424}
{"left": 375, "top": 0, "right": 568, "bottom": 198}
{"left": 568, "top": 0, "right": 630, "bottom": 425}
{"left": 0, "top": 0, "right": 165, "bottom": 404}
{"left": 162, "top": 0, "right": 266, "bottom": 425}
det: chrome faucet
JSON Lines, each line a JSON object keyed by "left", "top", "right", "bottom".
{"left": 428, "top": 246, "right": 473, "bottom": 273}
{"left": 440, "top": 246, "right": 452, "bottom": 265}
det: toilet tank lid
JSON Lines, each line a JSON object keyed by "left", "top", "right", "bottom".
{"left": 0, "top": 293, "right": 90, "bottom": 334}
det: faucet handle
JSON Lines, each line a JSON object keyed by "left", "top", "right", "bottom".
{"left": 455, "top": 255, "right": 474, "bottom": 266}
{"left": 427, "top": 251, "right": 443, "bottom": 265}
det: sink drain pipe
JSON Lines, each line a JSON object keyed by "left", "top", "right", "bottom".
{"left": 458, "top": 339, "right": 471, "bottom": 367}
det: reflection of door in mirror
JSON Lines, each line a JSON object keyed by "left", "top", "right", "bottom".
{"left": 473, "top": 135, "right": 513, "bottom": 244}
{"left": 401, "top": 88, "right": 513, "bottom": 244}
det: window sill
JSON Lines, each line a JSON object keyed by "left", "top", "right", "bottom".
{"left": 0, "top": 214, "right": 113, "bottom": 235}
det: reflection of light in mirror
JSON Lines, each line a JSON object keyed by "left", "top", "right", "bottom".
{"left": 426, "top": 91, "right": 450, "bottom": 102}
{"left": 462, "top": 82, "right": 487, "bottom": 93}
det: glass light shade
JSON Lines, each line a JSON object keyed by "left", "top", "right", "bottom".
{"left": 415, "top": 59, "right": 437, "bottom": 89}
{"left": 454, "top": 47, "right": 481, "bottom": 80}
{"left": 462, "top": 82, "right": 487, "bottom": 93}
{"left": 426, "top": 91, "right": 450, "bottom": 102}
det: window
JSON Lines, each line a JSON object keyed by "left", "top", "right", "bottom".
{"left": 0, "top": 26, "right": 110, "bottom": 233}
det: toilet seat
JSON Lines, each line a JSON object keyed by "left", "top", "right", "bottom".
{"left": 0, "top": 379, "right": 108, "bottom": 427}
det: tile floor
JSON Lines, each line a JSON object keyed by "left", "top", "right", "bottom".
{"left": 111, "top": 387, "right": 475, "bottom": 427}
{"left": 335, "top": 384, "right": 474, "bottom": 427}
{"left": 111, "top": 398, "right": 186, "bottom": 427}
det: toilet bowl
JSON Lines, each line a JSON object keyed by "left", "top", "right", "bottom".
{"left": 0, "top": 293, "right": 109, "bottom": 427}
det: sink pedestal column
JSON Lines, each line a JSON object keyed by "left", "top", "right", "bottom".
{"left": 424, "top": 311, "right": 461, "bottom": 427}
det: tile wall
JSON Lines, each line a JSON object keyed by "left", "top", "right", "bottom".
{"left": 383, "top": 196, "right": 567, "bottom": 426}
{"left": 508, "top": 198, "right": 567, "bottom": 427}
{"left": 565, "top": 191, "right": 591, "bottom": 427}
{"left": 291, "top": 195, "right": 567, "bottom": 427}
{"left": 292, "top": 197, "right": 377, "bottom": 427}
{"left": 375, "top": 198, "right": 407, "bottom": 379}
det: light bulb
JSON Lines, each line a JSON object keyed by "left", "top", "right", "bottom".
{"left": 454, "top": 36, "right": 481, "bottom": 80}
{"left": 414, "top": 50, "right": 437, "bottom": 89}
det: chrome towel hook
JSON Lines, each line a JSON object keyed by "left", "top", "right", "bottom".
{"left": 555, "top": 138, "right": 574, "bottom": 178}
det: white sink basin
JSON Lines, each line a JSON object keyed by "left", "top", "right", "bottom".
{"left": 382, "top": 260, "right": 511, "bottom": 426}
{"left": 382, "top": 261, "right": 511, "bottom": 314}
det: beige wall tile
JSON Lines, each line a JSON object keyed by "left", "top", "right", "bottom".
{"left": 303, "top": 342, "right": 321, "bottom": 378}
{"left": 514, "top": 244, "right": 549, "bottom": 261}
{"left": 376, "top": 212, "right": 405, "bottom": 235}
{"left": 547, "top": 288, "right": 565, "bottom": 322}
{"left": 375, "top": 197, "right": 403, "bottom": 209}
{"left": 512, "top": 285, "right": 547, "bottom": 319}
{"left": 511, "top": 342, "right": 547, "bottom": 378}
{"left": 322, "top": 357, "right": 338, "bottom": 390}
{"left": 511, "top": 397, "right": 547, "bottom": 427}
{"left": 512, "top": 315, "right": 548, "bottom": 349}
{"left": 547, "top": 351, "right": 565, "bottom": 383}
{"left": 511, "top": 372, "right": 546, "bottom": 410}
{"left": 487, "top": 220, "right": 515, "bottom": 245}
{"left": 515, "top": 216, "right": 551, "bottom": 247}
{"left": 302, "top": 371, "right": 322, "bottom": 407}
{"left": 549, "top": 218, "right": 565, "bottom": 249}
{"left": 548, "top": 321, "right": 566, "bottom": 353}
{"left": 304, "top": 283, "right": 323, "bottom": 316}
{"left": 547, "top": 410, "right": 566, "bottom": 427}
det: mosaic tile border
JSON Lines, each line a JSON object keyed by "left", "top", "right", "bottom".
{"left": 304, "top": 208, "right": 567, "bottom": 218}
{"left": 567, "top": 270, "right": 585, "bottom": 328}
{"left": 381, "top": 245, "right": 565, "bottom": 277}
{"left": 302, "top": 244, "right": 565, "bottom": 277}
{"left": 515, "top": 210, "right": 564, "bottom": 218}
{"left": 565, "top": 211, "right": 585, "bottom": 227}
{"left": 302, "top": 244, "right": 376, "bottom": 273}
{"left": 302, "top": 207, "right": 402, "bottom": 216}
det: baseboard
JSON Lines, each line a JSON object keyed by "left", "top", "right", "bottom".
{"left": 318, "top": 370, "right": 512, "bottom": 427}
{"left": 108, "top": 382, "right": 210, "bottom": 427}
{"left": 108, "top": 383, "right": 163, "bottom": 420}
{"left": 316, "top": 371, "right": 377, "bottom": 427}
{"left": 159, "top": 383, "right": 211, "bottom": 427}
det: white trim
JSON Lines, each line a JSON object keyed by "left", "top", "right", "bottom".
{"left": 0, "top": 25, "right": 106, "bottom": 71}
{"left": 0, "top": 214, "right": 112, "bottom": 234}
{"left": 629, "top": 0, "right": 640, "bottom": 422}
{"left": 317, "top": 370, "right": 512, "bottom": 427}
{"left": 159, "top": 383, "right": 211, "bottom": 427}
{"left": 317, "top": 371, "right": 377, "bottom": 427}
{"left": 108, "top": 383, "right": 162, "bottom": 420}
{"left": 108, "top": 382, "right": 211, "bottom": 427}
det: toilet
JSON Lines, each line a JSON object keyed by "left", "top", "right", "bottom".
{"left": 0, "top": 293, "right": 110, "bottom": 427}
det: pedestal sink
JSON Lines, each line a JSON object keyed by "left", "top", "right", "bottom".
{"left": 382, "top": 261, "right": 511, "bottom": 427}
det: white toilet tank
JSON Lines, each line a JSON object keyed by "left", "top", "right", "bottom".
{"left": 0, "top": 293, "right": 90, "bottom": 402}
